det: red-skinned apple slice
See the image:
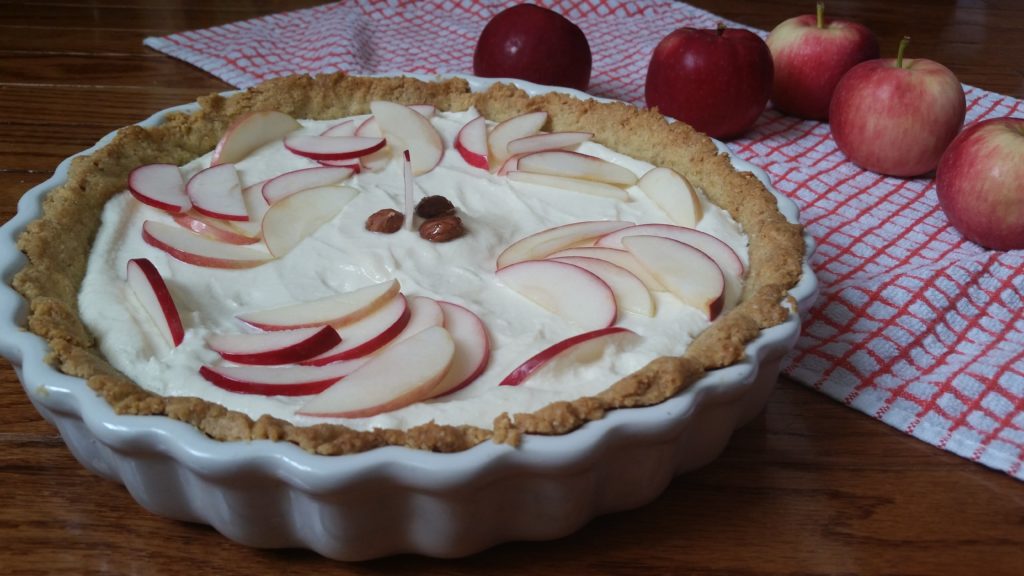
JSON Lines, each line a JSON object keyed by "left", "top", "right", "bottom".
{"left": 283, "top": 134, "right": 386, "bottom": 162}
{"left": 142, "top": 220, "right": 271, "bottom": 269}
{"left": 549, "top": 256, "right": 653, "bottom": 316}
{"left": 228, "top": 180, "right": 269, "bottom": 238}
{"left": 185, "top": 163, "right": 247, "bottom": 222}
{"left": 261, "top": 166, "right": 354, "bottom": 204}
{"left": 596, "top": 223, "right": 744, "bottom": 278}
{"left": 320, "top": 119, "right": 357, "bottom": 137}
{"left": 317, "top": 158, "right": 362, "bottom": 172}
{"left": 518, "top": 150, "right": 638, "bottom": 186}
{"left": 128, "top": 164, "right": 190, "bottom": 214}
{"left": 126, "top": 257, "right": 185, "bottom": 347}
{"left": 496, "top": 259, "right": 617, "bottom": 330}
{"left": 298, "top": 326, "right": 455, "bottom": 418}
{"left": 546, "top": 246, "right": 666, "bottom": 291}
{"left": 455, "top": 115, "right": 489, "bottom": 170}
{"left": 506, "top": 131, "right": 593, "bottom": 155}
{"left": 495, "top": 220, "right": 633, "bottom": 269}
{"left": 236, "top": 279, "right": 401, "bottom": 331}
{"left": 496, "top": 154, "right": 522, "bottom": 176}
{"left": 507, "top": 171, "right": 629, "bottom": 200}
{"left": 199, "top": 360, "right": 366, "bottom": 396}
{"left": 636, "top": 167, "right": 703, "bottom": 227}
{"left": 171, "top": 212, "right": 260, "bottom": 245}
{"left": 262, "top": 185, "right": 359, "bottom": 257}
{"left": 370, "top": 100, "right": 444, "bottom": 175}
{"left": 499, "top": 326, "right": 638, "bottom": 387}
{"left": 207, "top": 325, "right": 341, "bottom": 365}
{"left": 301, "top": 293, "right": 410, "bottom": 366}
{"left": 621, "top": 235, "right": 726, "bottom": 320}
{"left": 211, "top": 110, "right": 301, "bottom": 166}
{"left": 427, "top": 301, "right": 490, "bottom": 398}
{"left": 355, "top": 105, "right": 436, "bottom": 138}
{"left": 488, "top": 111, "right": 547, "bottom": 165}
{"left": 402, "top": 149, "right": 415, "bottom": 230}
{"left": 391, "top": 296, "right": 445, "bottom": 345}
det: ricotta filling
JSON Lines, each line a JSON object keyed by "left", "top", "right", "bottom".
{"left": 78, "top": 109, "right": 749, "bottom": 431}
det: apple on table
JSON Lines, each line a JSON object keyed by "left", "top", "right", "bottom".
{"left": 474, "top": 3, "right": 591, "bottom": 91}
{"left": 766, "top": 1, "right": 879, "bottom": 120}
{"left": 936, "top": 116, "right": 1024, "bottom": 251}
{"left": 829, "top": 36, "right": 966, "bottom": 177}
{"left": 645, "top": 24, "right": 773, "bottom": 140}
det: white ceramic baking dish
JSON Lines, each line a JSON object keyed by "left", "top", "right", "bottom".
{"left": 0, "top": 75, "right": 818, "bottom": 560}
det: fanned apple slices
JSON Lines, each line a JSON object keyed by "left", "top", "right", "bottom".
{"left": 200, "top": 284, "right": 491, "bottom": 413}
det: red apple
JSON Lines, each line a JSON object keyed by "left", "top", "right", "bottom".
{"left": 766, "top": 1, "right": 879, "bottom": 120}
{"left": 473, "top": 3, "right": 592, "bottom": 91}
{"left": 645, "top": 25, "right": 773, "bottom": 140}
{"left": 829, "top": 36, "right": 966, "bottom": 177}
{"left": 935, "top": 116, "right": 1024, "bottom": 250}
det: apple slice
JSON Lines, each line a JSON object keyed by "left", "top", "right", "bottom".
{"left": 507, "top": 171, "right": 629, "bottom": 200}
{"left": 126, "top": 257, "right": 185, "bottom": 347}
{"left": 488, "top": 111, "right": 548, "bottom": 165}
{"left": 518, "top": 150, "right": 638, "bottom": 186}
{"left": 128, "top": 164, "right": 190, "bottom": 214}
{"left": 455, "top": 115, "right": 489, "bottom": 170}
{"left": 547, "top": 246, "right": 666, "bottom": 292}
{"left": 621, "top": 235, "right": 726, "bottom": 320}
{"left": 283, "top": 134, "right": 386, "bottom": 162}
{"left": 142, "top": 220, "right": 272, "bottom": 269}
{"left": 199, "top": 360, "right": 365, "bottom": 396}
{"left": 261, "top": 166, "right": 354, "bottom": 204}
{"left": 320, "top": 119, "right": 357, "bottom": 137}
{"left": 549, "top": 256, "right": 654, "bottom": 316}
{"left": 207, "top": 325, "right": 341, "bottom": 365}
{"left": 236, "top": 279, "right": 401, "bottom": 331}
{"left": 496, "top": 154, "right": 522, "bottom": 176}
{"left": 317, "top": 158, "right": 362, "bottom": 172}
{"left": 228, "top": 180, "right": 270, "bottom": 238}
{"left": 370, "top": 100, "right": 444, "bottom": 175}
{"left": 496, "top": 220, "right": 633, "bottom": 269}
{"left": 427, "top": 301, "right": 490, "bottom": 398}
{"left": 409, "top": 104, "right": 437, "bottom": 118}
{"left": 211, "top": 110, "right": 301, "bottom": 166}
{"left": 496, "top": 259, "right": 617, "bottom": 330}
{"left": 171, "top": 212, "right": 260, "bottom": 245}
{"left": 185, "top": 163, "right": 247, "bottom": 222}
{"left": 506, "top": 131, "right": 593, "bottom": 155}
{"left": 391, "top": 295, "right": 445, "bottom": 345}
{"left": 596, "top": 223, "right": 744, "bottom": 279}
{"left": 636, "top": 167, "right": 703, "bottom": 227}
{"left": 301, "top": 293, "right": 410, "bottom": 366}
{"left": 499, "top": 327, "right": 638, "bottom": 387}
{"left": 355, "top": 105, "right": 436, "bottom": 137}
{"left": 298, "top": 326, "right": 455, "bottom": 418}
{"left": 402, "top": 149, "right": 415, "bottom": 230}
{"left": 262, "top": 185, "right": 359, "bottom": 257}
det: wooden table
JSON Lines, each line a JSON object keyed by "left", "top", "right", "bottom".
{"left": 2, "top": 1, "right": 1022, "bottom": 573}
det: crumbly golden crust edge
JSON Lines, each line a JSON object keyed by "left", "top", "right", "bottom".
{"left": 12, "top": 73, "right": 804, "bottom": 456}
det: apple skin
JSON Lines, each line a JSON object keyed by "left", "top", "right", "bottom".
{"left": 935, "top": 117, "right": 1024, "bottom": 250}
{"left": 645, "top": 26, "right": 773, "bottom": 140}
{"left": 473, "top": 3, "right": 591, "bottom": 91}
{"left": 766, "top": 8, "right": 879, "bottom": 120}
{"left": 829, "top": 53, "right": 966, "bottom": 177}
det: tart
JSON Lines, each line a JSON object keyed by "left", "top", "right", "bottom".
{"left": 11, "top": 73, "right": 805, "bottom": 456}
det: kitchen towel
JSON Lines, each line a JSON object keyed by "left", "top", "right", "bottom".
{"left": 145, "top": 0, "right": 1024, "bottom": 480}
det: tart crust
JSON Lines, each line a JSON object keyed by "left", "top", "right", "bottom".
{"left": 13, "top": 73, "right": 804, "bottom": 455}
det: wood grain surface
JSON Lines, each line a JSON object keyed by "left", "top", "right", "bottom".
{"left": 1, "top": 1, "right": 1022, "bottom": 574}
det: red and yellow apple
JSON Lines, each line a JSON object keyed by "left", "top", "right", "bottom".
{"left": 935, "top": 116, "right": 1024, "bottom": 250}
{"left": 829, "top": 36, "right": 965, "bottom": 177}
{"left": 766, "top": 1, "right": 879, "bottom": 120}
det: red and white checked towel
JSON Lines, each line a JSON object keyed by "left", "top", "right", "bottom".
{"left": 145, "top": 0, "right": 1024, "bottom": 480}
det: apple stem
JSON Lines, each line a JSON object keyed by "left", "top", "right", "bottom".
{"left": 817, "top": 1, "right": 825, "bottom": 29}
{"left": 896, "top": 36, "right": 910, "bottom": 69}
{"left": 716, "top": 22, "right": 726, "bottom": 36}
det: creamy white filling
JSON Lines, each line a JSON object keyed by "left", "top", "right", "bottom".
{"left": 78, "top": 109, "right": 748, "bottom": 431}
